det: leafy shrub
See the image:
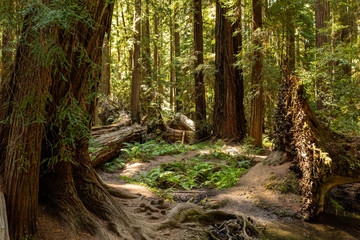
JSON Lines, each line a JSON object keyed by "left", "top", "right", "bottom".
{"left": 99, "top": 158, "right": 126, "bottom": 173}
{"left": 122, "top": 158, "right": 250, "bottom": 191}
{"left": 121, "top": 140, "right": 225, "bottom": 162}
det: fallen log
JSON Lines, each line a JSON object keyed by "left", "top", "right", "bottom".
{"left": 273, "top": 75, "right": 360, "bottom": 219}
{"left": 172, "top": 113, "right": 195, "bottom": 132}
{"left": 90, "top": 124, "right": 147, "bottom": 167}
{"left": 163, "top": 126, "right": 195, "bottom": 144}
{"left": 91, "top": 113, "right": 132, "bottom": 137}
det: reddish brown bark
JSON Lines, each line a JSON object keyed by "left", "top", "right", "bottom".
{"left": 0, "top": 1, "right": 147, "bottom": 239}
{"left": 131, "top": 0, "right": 142, "bottom": 123}
{"left": 249, "top": 0, "right": 264, "bottom": 146}
{"left": 193, "top": 0, "right": 207, "bottom": 139}
{"left": 315, "top": 0, "right": 330, "bottom": 110}
{"left": 214, "top": 1, "right": 245, "bottom": 141}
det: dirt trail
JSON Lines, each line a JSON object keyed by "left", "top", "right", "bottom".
{"left": 35, "top": 145, "right": 360, "bottom": 239}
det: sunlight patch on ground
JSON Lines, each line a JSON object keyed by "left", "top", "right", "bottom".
{"left": 108, "top": 183, "right": 155, "bottom": 197}
{"left": 121, "top": 162, "right": 147, "bottom": 177}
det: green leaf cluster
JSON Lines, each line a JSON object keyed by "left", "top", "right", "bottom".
{"left": 122, "top": 157, "right": 250, "bottom": 191}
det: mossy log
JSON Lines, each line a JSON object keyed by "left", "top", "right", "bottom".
{"left": 90, "top": 124, "right": 147, "bottom": 167}
{"left": 274, "top": 75, "right": 360, "bottom": 219}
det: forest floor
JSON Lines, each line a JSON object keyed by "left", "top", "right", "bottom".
{"left": 34, "top": 144, "right": 360, "bottom": 240}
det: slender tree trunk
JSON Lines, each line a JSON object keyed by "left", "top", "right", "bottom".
{"left": 339, "top": 1, "right": 356, "bottom": 78}
{"left": 287, "top": 22, "right": 296, "bottom": 73}
{"left": 131, "top": 0, "right": 142, "bottom": 123}
{"left": 143, "top": 0, "right": 152, "bottom": 109}
{"left": 193, "top": 0, "right": 207, "bottom": 139}
{"left": 154, "top": 14, "right": 161, "bottom": 106}
{"left": 315, "top": 0, "right": 330, "bottom": 110}
{"left": 249, "top": 0, "right": 264, "bottom": 146}
{"left": 101, "top": 33, "right": 111, "bottom": 96}
{"left": 169, "top": 0, "right": 175, "bottom": 110}
{"left": 174, "top": 4, "right": 182, "bottom": 112}
{"left": 214, "top": 1, "right": 245, "bottom": 141}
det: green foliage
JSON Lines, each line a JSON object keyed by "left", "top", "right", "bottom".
{"left": 242, "top": 137, "right": 264, "bottom": 155}
{"left": 122, "top": 155, "right": 250, "bottom": 192}
{"left": 120, "top": 139, "right": 225, "bottom": 162}
{"left": 330, "top": 198, "right": 344, "bottom": 211}
{"left": 99, "top": 158, "right": 126, "bottom": 173}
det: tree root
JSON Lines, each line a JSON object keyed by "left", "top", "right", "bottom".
{"left": 157, "top": 203, "right": 266, "bottom": 239}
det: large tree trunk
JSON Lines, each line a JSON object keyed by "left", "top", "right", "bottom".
{"left": 193, "top": 0, "right": 207, "bottom": 139}
{"left": 249, "top": 0, "right": 264, "bottom": 146}
{"left": 0, "top": 12, "right": 51, "bottom": 238}
{"left": 273, "top": 74, "right": 360, "bottom": 220}
{"left": 214, "top": 0, "right": 246, "bottom": 141}
{"left": 0, "top": 1, "right": 148, "bottom": 239}
{"left": 131, "top": 0, "right": 142, "bottom": 123}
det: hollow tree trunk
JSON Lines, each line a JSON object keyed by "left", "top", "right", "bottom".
{"left": 0, "top": 1, "right": 148, "bottom": 239}
{"left": 273, "top": 74, "right": 360, "bottom": 220}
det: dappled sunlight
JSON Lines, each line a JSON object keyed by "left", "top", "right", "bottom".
{"left": 107, "top": 183, "right": 155, "bottom": 198}
{"left": 121, "top": 162, "right": 148, "bottom": 177}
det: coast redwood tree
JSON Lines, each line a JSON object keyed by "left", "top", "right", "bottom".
{"left": 193, "top": 0, "right": 207, "bottom": 139}
{"left": 0, "top": 1, "right": 145, "bottom": 239}
{"left": 214, "top": 0, "right": 245, "bottom": 141}
{"left": 249, "top": 0, "right": 264, "bottom": 146}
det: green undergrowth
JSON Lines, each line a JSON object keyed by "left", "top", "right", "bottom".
{"left": 120, "top": 155, "right": 251, "bottom": 194}
{"left": 120, "top": 139, "right": 226, "bottom": 162}
{"left": 97, "top": 139, "right": 227, "bottom": 172}
{"left": 98, "top": 158, "right": 126, "bottom": 173}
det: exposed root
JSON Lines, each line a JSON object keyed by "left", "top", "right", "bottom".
{"left": 157, "top": 203, "right": 266, "bottom": 239}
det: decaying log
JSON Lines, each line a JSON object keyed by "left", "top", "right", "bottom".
{"left": 274, "top": 75, "right": 360, "bottom": 219}
{"left": 173, "top": 113, "right": 196, "bottom": 131}
{"left": 92, "top": 113, "right": 132, "bottom": 137}
{"left": 90, "top": 124, "right": 146, "bottom": 167}
{"left": 163, "top": 126, "right": 195, "bottom": 144}
{"left": 161, "top": 113, "right": 195, "bottom": 143}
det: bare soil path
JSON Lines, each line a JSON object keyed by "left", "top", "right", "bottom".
{"left": 34, "top": 144, "right": 360, "bottom": 239}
